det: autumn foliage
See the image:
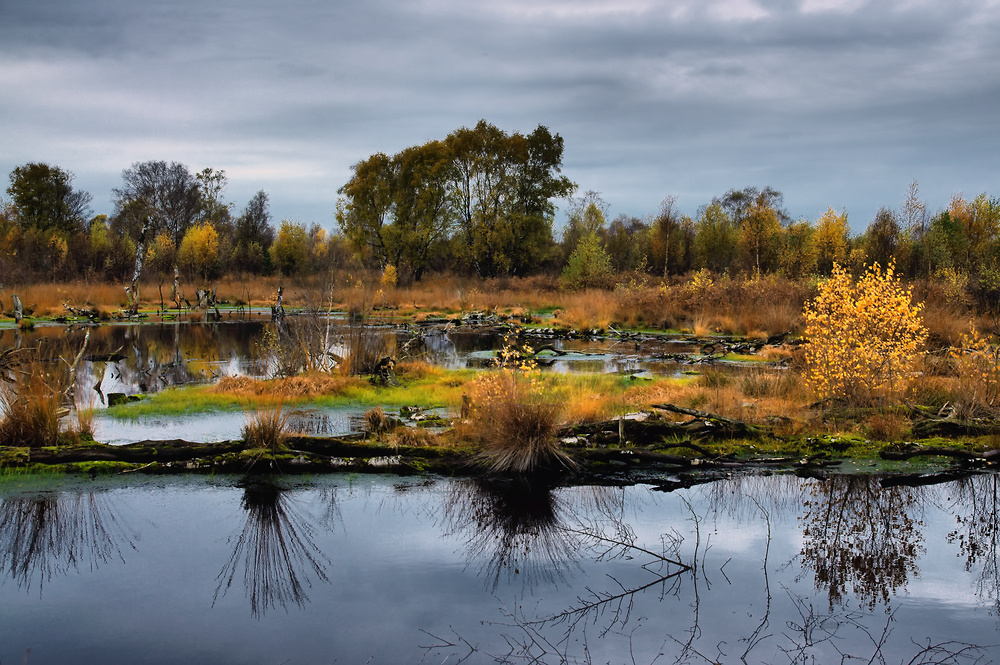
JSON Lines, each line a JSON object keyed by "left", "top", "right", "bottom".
{"left": 803, "top": 262, "right": 927, "bottom": 405}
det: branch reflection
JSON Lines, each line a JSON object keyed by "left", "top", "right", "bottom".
{"left": 214, "top": 476, "right": 330, "bottom": 619}
{"left": 0, "top": 489, "right": 135, "bottom": 594}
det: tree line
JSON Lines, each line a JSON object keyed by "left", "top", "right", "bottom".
{"left": 3, "top": 121, "right": 998, "bottom": 288}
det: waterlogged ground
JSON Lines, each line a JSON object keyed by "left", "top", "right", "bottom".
{"left": 1, "top": 472, "right": 998, "bottom": 664}
{"left": 0, "top": 318, "right": 778, "bottom": 444}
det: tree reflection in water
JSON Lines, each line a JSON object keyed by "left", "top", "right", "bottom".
{"left": 797, "top": 475, "right": 924, "bottom": 610}
{"left": 947, "top": 474, "right": 1000, "bottom": 616}
{"left": 214, "top": 476, "right": 330, "bottom": 619}
{"left": 0, "top": 490, "right": 135, "bottom": 594}
{"left": 439, "top": 477, "right": 582, "bottom": 591}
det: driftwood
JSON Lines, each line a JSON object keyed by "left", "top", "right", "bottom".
{"left": 12, "top": 294, "right": 23, "bottom": 323}
{"left": 650, "top": 403, "right": 770, "bottom": 439}
{"left": 271, "top": 285, "right": 285, "bottom": 323}
{"left": 63, "top": 304, "right": 100, "bottom": 320}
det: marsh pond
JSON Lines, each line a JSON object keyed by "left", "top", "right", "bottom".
{"left": 3, "top": 319, "right": 1000, "bottom": 663}
{"left": 2, "top": 472, "right": 999, "bottom": 664}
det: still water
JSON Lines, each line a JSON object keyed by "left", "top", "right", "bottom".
{"left": 1, "top": 472, "right": 998, "bottom": 664}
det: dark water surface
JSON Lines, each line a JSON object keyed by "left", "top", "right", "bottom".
{"left": 1, "top": 472, "right": 998, "bottom": 664}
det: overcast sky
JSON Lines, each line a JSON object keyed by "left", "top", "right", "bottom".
{"left": 1, "top": 0, "right": 997, "bottom": 233}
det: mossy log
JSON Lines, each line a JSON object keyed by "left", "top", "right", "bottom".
{"left": 910, "top": 417, "right": 1000, "bottom": 438}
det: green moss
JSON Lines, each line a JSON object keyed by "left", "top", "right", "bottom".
{"left": 0, "top": 447, "right": 30, "bottom": 467}
{"left": 106, "top": 386, "right": 243, "bottom": 417}
{"left": 67, "top": 460, "right": 137, "bottom": 475}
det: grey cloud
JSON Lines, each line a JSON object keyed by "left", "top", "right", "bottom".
{"left": 0, "top": 0, "right": 997, "bottom": 231}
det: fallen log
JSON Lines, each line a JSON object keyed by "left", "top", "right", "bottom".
{"left": 650, "top": 403, "right": 770, "bottom": 439}
{"left": 911, "top": 417, "right": 1000, "bottom": 437}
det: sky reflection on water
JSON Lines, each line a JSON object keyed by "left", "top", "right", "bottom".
{"left": 1, "top": 472, "right": 998, "bottom": 664}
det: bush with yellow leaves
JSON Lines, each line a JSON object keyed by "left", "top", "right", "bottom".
{"left": 803, "top": 262, "right": 927, "bottom": 405}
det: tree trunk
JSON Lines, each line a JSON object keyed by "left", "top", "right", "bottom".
{"left": 127, "top": 217, "right": 150, "bottom": 317}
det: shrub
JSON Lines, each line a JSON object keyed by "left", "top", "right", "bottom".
{"left": 802, "top": 262, "right": 927, "bottom": 405}
{"left": 241, "top": 402, "right": 290, "bottom": 452}
{"left": 560, "top": 233, "right": 614, "bottom": 290}
{"left": 467, "top": 338, "right": 574, "bottom": 474}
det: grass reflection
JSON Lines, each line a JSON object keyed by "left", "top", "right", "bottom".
{"left": 0, "top": 489, "right": 135, "bottom": 594}
{"left": 213, "top": 476, "right": 330, "bottom": 619}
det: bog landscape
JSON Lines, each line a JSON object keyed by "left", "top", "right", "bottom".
{"left": 3, "top": 125, "right": 1000, "bottom": 663}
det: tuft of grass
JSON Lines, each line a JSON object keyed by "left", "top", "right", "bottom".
{"left": 466, "top": 369, "right": 574, "bottom": 474}
{"left": 864, "top": 412, "right": 909, "bottom": 442}
{"left": 241, "top": 401, "right": 290, "bottom": 452}
{"left": 391, "top": 427, "right": 439, "bottom": 448}
{"left": 0, "top": 366, "right": 64, "bottom": 448}
{"left": 364, "top": 406, "right": 394, "bottom": 440}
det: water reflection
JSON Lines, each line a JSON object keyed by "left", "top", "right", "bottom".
{"left": 948, "top": 474, "right": 1000, "bottom": 616}
{"left": 797, "top": 475, "right": 924, "bottom": 610}
{"left": 0, "top": 489, "right": 135, "bottom": 594}
{"left": 214, "top": 476, "right": 330, "bottom": 619}
{"left": 440, "top": 477, "right": 580, "bottom": 590}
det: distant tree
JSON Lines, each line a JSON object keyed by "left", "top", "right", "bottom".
{"left": 560, "top": 232, "right": 614, "bottom": 290}
{"left": 146, "top": 232, "right": 177, "bottom": 288}
{"left": 232, "top": 190, "right": 275, "bottom": 274}
{"left": 922, "top": 210, "right": 967, "bottom": 273}
{"left": 195, "top": 168, "right": 233, "bottom": 227}
{"left": 738, "top": 198, "right": 782, "bottom": 273}
{"left": 269, "top": 220, "right": 311, "bottom": 276}
{"left": 604, "top": 214, "right": 650, "bottom": 273}
{"left": 448, "top": 121, "right": 574, "bottom": 277}
{"left": 864, "top": 207, "right": 901, "bottom": 270}
{"left": 177, "top": 222, "right": 219, "bottom": 280}
{"left": 693, "top": 201, "right": 737, "bottom": 273}
{"left": 899, "top": 181, "right": 927, "bottom": 237}
{"left": 561, "top": 191, "right": 609, "bottom": 259}
{"left": 718, "top": 186, "right": 790, "bottom": 227}
{"left": 113, "top": 161, "right": 201, "bottom": 247}
{"left": 814, "top": 208, "right": 850, "bottom": 275}
{"left": 949, "top": 193, "right": 1000, "bottom": 275}
{"left": 780, "top": 219, "right": 817, "bottom": 278}
{"left": 7, "top": 162, "right": 92, "bottom": 234}
{"left": 649, "top": 195, "right": 692, "bottom": 277}
{"left": 336, "top": 152, "right": 395, "bottom": 268}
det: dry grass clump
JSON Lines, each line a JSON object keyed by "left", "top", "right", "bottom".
{"left": 921, "top": 301, "right": 972, "bottom": 348}
{"left": 341, "top": 322, "right": 396, "bottom": 376}
{"left": 395, "top": 360, "right": 439, "bottom": 381}
{"left": 552, "top": 290, "right": 618, "bottom": 331}
{"left": 559, "top": 388, "right": 619, "bottom": 425}
{"left": 241, "top": 402, "right": 290, "bottom": 451}
{"left": 864, "top": 412, "right": 909, "bottom": 442}
{"left": 390, "top": 426, "right": 439, "bottom": 448}
{"left": 467, "top": 371, "right": 570, "bottom": 473}
{"left": 364, "top": 406, "right": 394, "bottom": 440}
{"left": 740, "top": 367, "right": 800, "bottom": 399}
{"left": 0, "top": 366, "right": 65, "bottom": 448}
{"left": 213, "top": 373, "right": 365, "bottom": 398}
{"left": 464, "top": 340, "right": 574, "bottom": 474}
